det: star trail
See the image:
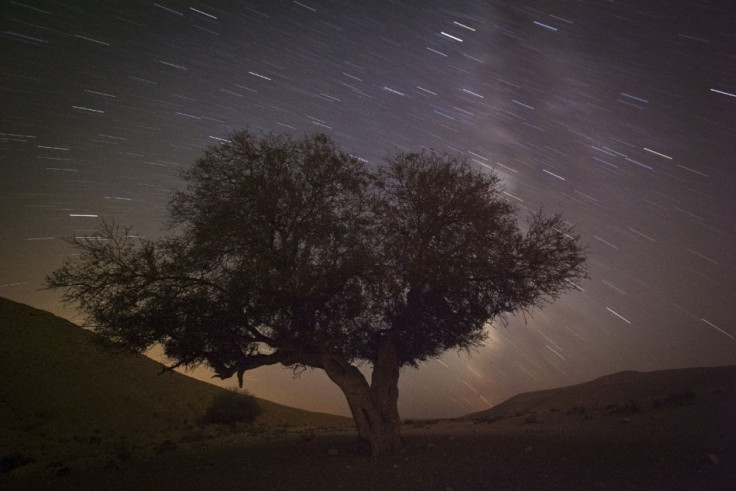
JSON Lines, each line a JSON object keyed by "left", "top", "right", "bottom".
{"left": 1, "top": 0, "right": 735, "bottom": 418}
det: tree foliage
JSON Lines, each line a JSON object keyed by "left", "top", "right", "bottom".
{"left": 47, "top": 131, "right": 587, "bottom": 455}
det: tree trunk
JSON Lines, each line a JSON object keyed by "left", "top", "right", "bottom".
{"left": 321, "top": 334, "right": 401, "bottom": 456}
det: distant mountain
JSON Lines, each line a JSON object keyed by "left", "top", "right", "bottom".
{"left": 0, "top": 297, "right": 351, "bottom": 468}
{"left": 466, "top": 364, "right": 736, "bottom": 432}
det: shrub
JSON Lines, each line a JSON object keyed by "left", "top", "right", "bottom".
{"left": 653, "top": 390, "right": 697, "bottom": 409}
{"left": 606, "top": 399, "right": 640, "bottom": 415}
{"left": 566, "top": 406, "right": 587, "bottom": 416}
{"left": 198, "top": 388, "right": 262, "bottom": 426}
{"left": 566, "top": 406, "right": 592, "bottom": 420}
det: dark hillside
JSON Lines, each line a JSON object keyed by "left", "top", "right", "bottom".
{"left": 467, "top": 364, "right": 736, "bottom": 440}
{"left": 0, "top": 297, "right": 351, "bottom": 473}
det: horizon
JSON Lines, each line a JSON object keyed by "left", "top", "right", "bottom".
{"left": 3, "top": 295, "right": 734, "bottom": 421}
{"left": 1, "top": 1, "right": 735, "bottom": 419}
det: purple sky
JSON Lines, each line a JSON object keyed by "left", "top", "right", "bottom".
{"left": 1, "top": 0, "right": 735, "bottom": 418}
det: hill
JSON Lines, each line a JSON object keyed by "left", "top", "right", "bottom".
{"left": 466, "top": 364, "right": 736, "bottom": 435}
{"left": 0, "top": 297, "right": 351, "bottom": 472}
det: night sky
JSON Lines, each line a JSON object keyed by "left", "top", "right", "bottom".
{"left": 2, "top": 0, "right": 735, "bottom": 419}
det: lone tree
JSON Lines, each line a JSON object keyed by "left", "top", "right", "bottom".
{"left": 47, "top": 131, "right": 586, "bottom": 455}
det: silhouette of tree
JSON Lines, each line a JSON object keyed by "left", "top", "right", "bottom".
{"left": 47, "top": 131, "right": 587, "bottom": 455}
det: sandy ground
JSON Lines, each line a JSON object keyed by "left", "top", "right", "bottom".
{"left": 4, "top": 415, "right": 734, "bottom": 491}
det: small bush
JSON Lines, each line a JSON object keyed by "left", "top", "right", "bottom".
{"left": 198, "top": 388, "right": 262, "bottom": 426}
{"left": 606, "top": 399, "right": 640, "bottom": 415}
{"left": 566, "top": 406, "right": 592, "bottom": 420}
{"left": 475, "top": 415, "right": 505, "bottom": 424}
{"left": 179, "top": 429, "right": 209, "bottom": 443}
{"left": 653, "top": 390, "right": 697, "bottom": 409}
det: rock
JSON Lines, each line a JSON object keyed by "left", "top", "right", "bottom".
{"left": 328, "top": 448, "right": 339, "bottom": 456}
{"left": 300, "top": 429, "right": 316, "bottom": 441}
{"left": 156, "top": 439, "right": 178, "bottom": 454}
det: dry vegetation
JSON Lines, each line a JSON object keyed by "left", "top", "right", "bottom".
{"left": 2, "top": 297, "right": 735, "bottom": 490}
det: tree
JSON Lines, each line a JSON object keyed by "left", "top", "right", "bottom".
{"left": 46, "top": 131, "right": 587, "bottom": 455}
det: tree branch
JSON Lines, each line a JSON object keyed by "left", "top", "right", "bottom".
{"left": 212, "top": 349, "right": 324, "bottom": 388}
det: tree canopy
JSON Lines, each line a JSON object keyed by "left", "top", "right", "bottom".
{"left": 47, "top": 131, "right": 587, "bottom": 455}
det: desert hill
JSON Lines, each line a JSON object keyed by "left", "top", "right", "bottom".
{"left": 0, "top": 297, "right": 351, "bottom": 472}
{"left": 467, "top": 364, "right": 736, "bottom": 430}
